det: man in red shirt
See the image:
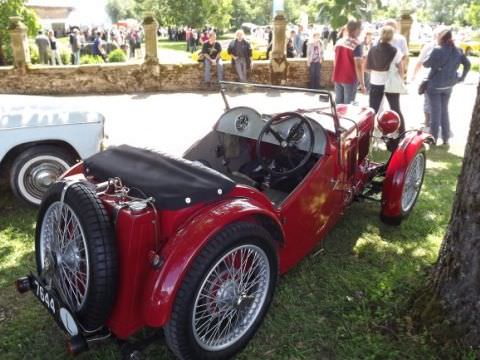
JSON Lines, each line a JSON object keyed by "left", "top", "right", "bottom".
{"left": 332, "top": 20, "right": 366, "bottom": 104}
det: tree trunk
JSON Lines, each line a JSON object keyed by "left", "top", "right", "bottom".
{"left": 430, "top": 80, "right": 480, "bottom": 345}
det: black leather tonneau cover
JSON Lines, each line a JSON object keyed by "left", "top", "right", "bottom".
{"left": 83, "top": 145, "right": 235, "bottom": 210}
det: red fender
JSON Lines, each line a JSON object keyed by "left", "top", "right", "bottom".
{"left": 381, "top": 131, "right": 433, "bottom": 217}
{"left": 141, "top": 197, "right": 284, "bottom": 328}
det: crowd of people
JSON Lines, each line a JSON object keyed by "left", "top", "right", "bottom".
{"left": 166, "top": 27, "right": 216, "bottom": 53}
{"left": 34, "top": 25, "right": 143, "bottom": 65}
{"left": 34, "top": 19, "right": 472, "bottom": 145}
{"left": 330, "top": 18, "right": 471, "bottom": 145}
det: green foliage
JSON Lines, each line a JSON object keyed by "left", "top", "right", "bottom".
{"left": 106, "top": 0, "right": 136, "bottom": 23}
{"left": 28, "top": 44, "right": 38, "bottom": 64}
{"left": 60, "top": 50, "right": 70, "bottom": 65}
{"left": 312, "top": 0, "right": 378, "bottom": 28}
{"left": 80, "top": 54, "right": 105, "bottom": 64}
{"left": 107, "top": 48, "right": 127, "bottom": 62}
{"left": 466, "top": 0, "right": 480, "bottom": 28}
{"left": 231, "top": 0, "right": 271, "bottom": 28}
{"left": 0, "top": 0, "right": 40, "bottom": 65}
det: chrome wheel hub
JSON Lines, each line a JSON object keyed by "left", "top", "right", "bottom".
{"left": 192, "top": 244, "right": 270, "bottom": 351}
{"left": 32, "top": 167, "right": 57, "bottom": 187}
{"left": 18, "top": 155, "right": 70, "bottom": 204}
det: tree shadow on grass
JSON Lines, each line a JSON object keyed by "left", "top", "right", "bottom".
{"left": 242, "top": 148, "right": 465, "bottom": 360}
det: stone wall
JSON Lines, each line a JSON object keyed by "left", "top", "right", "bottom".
{"left": 0, "top": 59, "right": 334, "bottom": 95}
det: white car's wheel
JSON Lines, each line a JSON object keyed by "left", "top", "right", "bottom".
{"left": 9, "top": 145, "right": 75, "bottom": 206}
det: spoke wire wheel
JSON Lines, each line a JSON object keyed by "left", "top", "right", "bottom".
{"left": 164, "top": 221, "right": 278, "bottom": 359}
{"left": 35, "top": 181, "right": 118, "bottom": 331}
{"left": 39, "top": 201, "right": 90, "bottom": 311}
{"left": 401, "top": 152, "right": 426, "bottom": 213}
{"left": 192, "top": 244, "right": 270, "bottom": 351}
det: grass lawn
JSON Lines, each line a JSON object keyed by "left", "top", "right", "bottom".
{"left": 0, "top": 147, "right": 473, "bottom": 359}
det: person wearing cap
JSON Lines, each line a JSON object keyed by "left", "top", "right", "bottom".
{"left": 423, "top": 28, "right": 470, "bottom": 146}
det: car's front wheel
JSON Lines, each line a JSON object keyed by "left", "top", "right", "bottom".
{"left": 9, "top": 145, "right": 76, "bottom": 206}
{"left": 381, "top": 150, "right": 426, "bottom": 225}
{"left": 164, "top": 222, "right": 278, "bottom": 360}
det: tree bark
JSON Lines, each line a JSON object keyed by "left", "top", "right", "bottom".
{"left": 430, "top": 80, "right": 480, "bottom": 345}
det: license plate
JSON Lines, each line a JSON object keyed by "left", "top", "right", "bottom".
{"left": 30, "top": 275, "right": 79, "bottom": 336}
{"left": 32, "top": 278, "right": 58, "bottom": 315}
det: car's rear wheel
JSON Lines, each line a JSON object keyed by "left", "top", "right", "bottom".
{"left": 164, "top": 222, "right": 278, "bottom": 360}
{"left": 10, "top": 145, "right": 76, "bottom": 206}
{"left": 381, "top": 151, "right": 426, "bottom": 225}
{"left": 35, "top": 181, "right": 118, "bottom": 332}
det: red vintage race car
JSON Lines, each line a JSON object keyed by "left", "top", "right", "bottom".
{"left": 17, "top": 82, "right": 433, "bottom": 359}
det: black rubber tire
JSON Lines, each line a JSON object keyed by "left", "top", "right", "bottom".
{"left": 380, "top": 150, "right": 426, "bottom": 226}
{"left": 164, "top": 221, "right": 278, "bottom": 360}
{"left": 35, "top": 181, "right": 118, "bottom": 332}
{"left": 10, "top": 145, "right": 76, "bottom": 206}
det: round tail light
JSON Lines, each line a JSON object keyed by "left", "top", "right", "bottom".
{"left": 377, "top": 110, "right": 400, "bottom": 135}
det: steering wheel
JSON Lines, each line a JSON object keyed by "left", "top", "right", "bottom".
{"left": 256, "top": 112, "right": 315, "bottom": 176}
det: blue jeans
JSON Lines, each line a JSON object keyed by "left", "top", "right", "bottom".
{"left": 204, "top": 58, "right": 224, "bottom": 83}
{"left": 335, "top": 82, "right": 358, "bottom": 104}
{"left": 427, "top": 89, "right": 452, "bottom": 143}
{"left": 309, "top": 62, "right": 321, "bottom": 89}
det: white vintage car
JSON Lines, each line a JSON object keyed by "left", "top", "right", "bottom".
{"left": 0, "top": 106, "right": 106, "bottom": 206}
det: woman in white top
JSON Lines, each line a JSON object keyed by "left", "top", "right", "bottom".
{"left": 366, "top": 26, "right": 405, "bottom": 134}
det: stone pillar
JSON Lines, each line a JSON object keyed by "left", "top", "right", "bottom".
{"left": 399, "top": 10, "right": 413, "bottom": 78}
{"left": 399, "top": 10, "right": 414, "bottom": 46}
{"left": 142, "top": 12, "right": 159, "bottom": 65}
{"left": 9, "top": 16, "right": 30, "bottom": 69}
{"left": 270, "top": 12, "right": 288, "bottom": 85}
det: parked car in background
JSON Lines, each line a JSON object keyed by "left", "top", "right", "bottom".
{"left": 0, "top": 107, "right": 106, "bottom": 206}
{"left": 459, "top": 40, "right": 480, "bottom": 56}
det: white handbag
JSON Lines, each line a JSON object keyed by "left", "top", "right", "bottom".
{"left": 384, "top": 62, "right": 407, "bottom": 94}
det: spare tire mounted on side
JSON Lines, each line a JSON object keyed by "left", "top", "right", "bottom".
{"left": 35, "top": 181, "right": 118, "bottom": 332}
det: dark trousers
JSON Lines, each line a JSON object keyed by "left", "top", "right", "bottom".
{"left": 309, "top": 62, "right": 321, "bottom": 89}
{"left": 427, "top": 90, "right": 451, "bottom": 143}
{"left": 369, "top": 84, "right": 405, "bottom": 134}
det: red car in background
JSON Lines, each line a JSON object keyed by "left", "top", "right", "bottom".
{"left": 17, "top": 82, "right": 432, "bottom": 359}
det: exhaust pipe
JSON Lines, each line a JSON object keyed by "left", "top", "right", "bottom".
{"left": 67, "top": 335, "right": 89, "bottom": 356}
{"left": 15, "top": 277, "right": 32, "bottom": 294}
